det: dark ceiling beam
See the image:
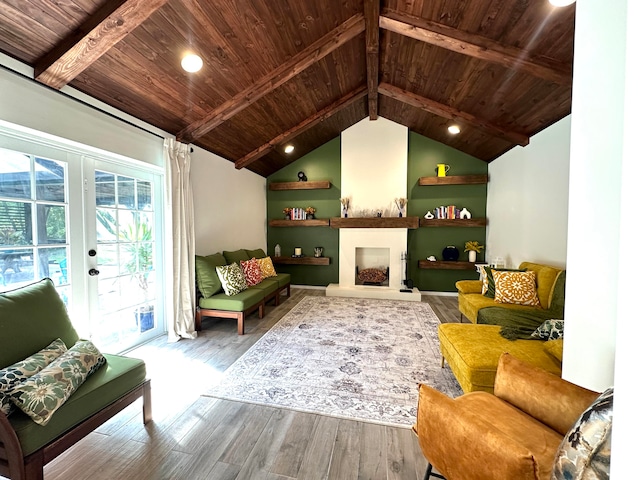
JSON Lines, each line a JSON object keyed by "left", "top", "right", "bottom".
{"left": 378, "top": 82, "right": 530, "bottom": 146}
{"left": 34, "top": 0, "right": 169, "bottom": 89}
{"left": 364, "top": 0, "right": 380, "bottom": 120}
{"left": 235, "top": 85, "right": 368, "bottom": 170}
{"left": 379, "top": 9, "right": 572, "bottom": 86}
{"left": 177, "top": 14, "right": 366, "bottom": 144}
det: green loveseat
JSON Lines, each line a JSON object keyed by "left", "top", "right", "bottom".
{"left": 0, "top": 278, "right": 151, "bottom": 480}
{"left": 195, "top": 248, "right": 291, "bottom": 335}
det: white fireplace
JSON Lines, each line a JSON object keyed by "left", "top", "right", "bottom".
{"left": 325, "top": 117, "right": 421, "bottom": 301}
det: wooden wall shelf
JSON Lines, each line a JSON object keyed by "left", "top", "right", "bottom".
{"left": 418, "top": 260, "right": 477, "bottom": 270}
{"left": 330, "top": 217, "right": 420, "bottom": 229}
{"left": 419, "top": 218, "right": 487, "bottom": 227}
{"left": 269, "top": 219, "right": 330, "bottom": 227}
{"left": 273, "top": 256, "right": 330, "bottom": 265}
{"left": 269, "top": 181, "right": 331, "bottom": 190}
{"left": 418, "top": 175, "right": 488, "bottom": 186}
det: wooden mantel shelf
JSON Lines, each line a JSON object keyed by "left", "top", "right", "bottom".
{"left": 269, "top": 219, "right": 330, "bottom": 227}
{"left": 418, "top": 175, "right": 488, "bottom": 186}
{"left": 273, "top": 256, "right": 330, "bottom": 265}
{"left": 418, "top": 260, "right": 477, "bottom": 270}
{"left": 269, "top": 181, "right": 331, "bottom": 190}
{"left": 419, "top": 218, "right": 487, "bottom": 227}
{"left": 330, "top": 217, "right": 420, "bottom": 229}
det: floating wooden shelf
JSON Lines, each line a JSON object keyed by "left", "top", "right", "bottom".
{"left": 269, "top": 219, "right": 330, "bottom": 227}
{"left": 419, "top": 218, "right": 487, "bottom": 227}
{"left": 418, "top": 175, "right": 488, "bottom": 186}
{"left": 418, "top": 260, "right": 477, "bottom": 270}
{"left": 330, "top": 217, "right": 420, "bottom": 229}
{"left": 272, "top": 256, "right": 330, "bottom": 265}
{"left": 269, "top": 181, "right": 331, "bottom": 190}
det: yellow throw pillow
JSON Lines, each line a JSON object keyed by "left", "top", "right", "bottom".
{"left": 256, "top": 256, "right": 277, "bottom": 278}
{"left": 493, "top": 270, "right": 541, "bottom": 306}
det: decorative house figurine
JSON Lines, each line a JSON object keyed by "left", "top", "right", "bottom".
{"left": 460, "top": 207, "right": 472, "bottom": 219}
{"left": 424, "top": 211, "right": 435, "bottom": 219}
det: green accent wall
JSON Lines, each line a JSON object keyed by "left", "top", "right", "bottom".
{"left": 266, "top": 131, "right": 488, "bottom": 291}
{"left": 267, "top": 138, "right": 341, "bottom": 285}
{"left": 407, "top": 132, "right": 488, "bottom": 291}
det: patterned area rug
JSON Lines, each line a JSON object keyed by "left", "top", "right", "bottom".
{"left": 204, "top": 296, "right": 462, "bottom": 427}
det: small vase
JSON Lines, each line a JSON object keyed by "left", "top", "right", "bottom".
{"left": 398, "top": 211, "right": 403, "bottom": 217}
{"left": 468, "top": 250, "right": 477, "bottom": 263}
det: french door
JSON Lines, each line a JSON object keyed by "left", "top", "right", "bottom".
{"left": 0, "top": 131, "right": 165, "bottom": 354}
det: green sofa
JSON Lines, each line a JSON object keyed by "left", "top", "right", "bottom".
{"left": 195, "top": 248, "right": 291, "bottom": 335}
{"left": 0, "top": 279, "right": 151, "bottom": 480}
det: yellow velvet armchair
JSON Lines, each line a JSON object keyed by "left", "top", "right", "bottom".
{"left": 413, "top": 353, "right": 599, "bottom": 480}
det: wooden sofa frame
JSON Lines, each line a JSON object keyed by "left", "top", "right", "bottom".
{"left": 0, "top": 380, "right": 151, "bottom": 480}
{"left": 195, "top": 282, "right": 291, "bottom": 335}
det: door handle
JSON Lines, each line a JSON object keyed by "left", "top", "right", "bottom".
{"left": 88, "top": 268, "right": 100, "bottom": 276}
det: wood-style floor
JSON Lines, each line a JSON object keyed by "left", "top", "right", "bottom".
{"left": 38, "top": 289, "right": 460, "bottom": 480}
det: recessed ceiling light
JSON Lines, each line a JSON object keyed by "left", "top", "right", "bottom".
{"left": 181, "top": 53, "right": 203, "bottom": 73}
{"left": 448, "top": 125, "right": 461, "bottom": 135}
{"left": 284, "top": 144, "right": 295, "bottom": 154}
{"left": 549, "top": 0, "right": 575, "bottom": 6}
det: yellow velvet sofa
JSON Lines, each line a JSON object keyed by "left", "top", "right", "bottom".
{"left": 456, "top": 262, "right": 564, "bottom": 324}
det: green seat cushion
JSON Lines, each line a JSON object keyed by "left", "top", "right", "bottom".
{"left": 0, "top": 278, "right": 79, "bottom": 368}
{"left": 223, "top": 249, "right": 251, "bottom": 266}
{"left": 257, "top": 277, "right": 280, "bottom": 291}
{"left": 195, "top": 253, "right": 227, "bottom": 298}
{"left": 199, "top": 288, "right": 264, "bottom": 312}
{"left": 9, "top": 353, "right": 146, "bottom": 456}
{"left": 245, "top": 248, "right": 267, "bottom": 259}
{"left": 274, "top": 273, "right": 291, "bottom": 289}
{"left": 249, "top": 279, "right": 278, "bottom": 296}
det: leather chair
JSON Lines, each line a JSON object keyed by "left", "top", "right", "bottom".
{"left": 413, "top": 353, "right": 599, "bottom": 480}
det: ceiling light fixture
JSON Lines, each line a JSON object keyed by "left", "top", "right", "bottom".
{"left": 448, "top": 125, "right": 461, "bottom": 135}
{"left": 284, "top": 144, "right": 295, "bottom": 154}
{"left": 548, "top": 0, "right": 576, "bottom": 6}
{"left": 181, "top": 53, "right": 203, "bottom": 73}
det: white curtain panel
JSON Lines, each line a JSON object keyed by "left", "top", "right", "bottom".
{"left": 164, "top": 138, "right": 197, "bottom": 341}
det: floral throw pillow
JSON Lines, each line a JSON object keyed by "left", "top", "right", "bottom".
{"left": 8, "top": 340, "right": 106, "bottom": 426}
{"left": 531, "top": 319, "right": 564, "bottom": 340}
{"left": 216, "top": 263, "right": 248, "bottom": 296}
{"left": 0, "top": 338, "right": 67, "bottom": 416}
{"left": 256, "top": 256, "right": 277, "bottom": 278}
{"left": 240, "top": 258, "right": 263, "bottom": 286}
{"left": 493, "top": 270, "right": 541, "bottom": 306}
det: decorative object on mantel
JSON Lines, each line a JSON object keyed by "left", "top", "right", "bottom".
{"left": 436, "top": 163, "right": 450, "bottom": 177}
{"left": 442, "top": 245, "right": 460, "bottom": 261}
{"left": 340, "top": 197, "right": 350, "bottom": 218}
{"left": 274, "top": 244, "right": 281, "bottom": 257}
{"left": 314, "top": 247, "right": 324, "bottom": 258}
{"left": 394, "top": 197, "right": 408, "bottom": 217}
{"left": 293, "top": 247, "right": 303, "bottom": 257}
{"left": 464, "top": 241, "right": 484, "bottom": 263}
{"left": 425, "top": 205, "right": 472, "bottom": 220}
{"left": 304, "top": 206, "right": 316, "bottom": 219}
{"left": 424, "top": 211, "right": 435, "bottom": 219}
{"left": 427, "top": 255, "right": 437, "bottom": 261}
{"left": 283, "top": 207, "right": 292, "bottom": 219}
{"left": 460, "top": 207, "right": 472, "bottom": 219}
{"left": 297, "top": 171, "right": 307, "bottom": 181}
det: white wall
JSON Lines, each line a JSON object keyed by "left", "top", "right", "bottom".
{"left": 486, "top": 116, "right": 571, "bottom": 269}
{"left": 191, "top": 146, "right": 267, "bottom": 255}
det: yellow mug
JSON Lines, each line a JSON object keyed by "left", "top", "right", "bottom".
{"left": 436, "top": 164, "right": 450, "bottom": 177}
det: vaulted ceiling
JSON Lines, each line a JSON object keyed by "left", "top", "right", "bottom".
{"left": 0, "top": 0, "right": 575, "bottom": 177}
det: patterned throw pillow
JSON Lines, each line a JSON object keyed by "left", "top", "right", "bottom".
{"left": 552, "top": 388, "right": 613, "bottom": 480}
{"left": 531, "top": 319, "right": 564, "bottom": 340}
{"left": 240, "top": 258, "right": 263, "bottom": 286}
{"left": 0, "top": 338, "right": 67, "bottom": 416}
{"left": 483, "top": 267, "right": 527, "bottom": 297}
{"left": 256, "top": 256, "right": 277, "bottom": 278}
{"left": 8, "top": 340, "right": 106, "bottom": 426}
{"left": 493, "top": 270, "right": 541, "bottom": 306}
{"left": 216, "top": 263, "right": 248, "bottom": 296}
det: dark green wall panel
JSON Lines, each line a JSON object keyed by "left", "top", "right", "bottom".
{"left": 267, "top": 138, "right": 341, "bottom": 286}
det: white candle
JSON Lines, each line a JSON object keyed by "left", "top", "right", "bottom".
{"left": 294, "top": 247, "right": 302, "bottom": 256}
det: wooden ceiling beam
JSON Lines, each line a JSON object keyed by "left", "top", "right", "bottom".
{"left": 364, "top": 0, "right": 380, "bottom": 120}
{"left": 378, "top": 82, "right": 529, "bottom": 146}
{"left": 379, "top": 9, "right": 572, "bottom": 86}
{"left": 235, "top": 85, "right": 368, "bottom": 170}
{"left": 177, "top": 14, "right": 365, "bottom": 144}
{"left": 34, "top": 0, "right": 169, "bottom": 89}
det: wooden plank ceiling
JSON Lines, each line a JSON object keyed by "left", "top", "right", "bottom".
{"left": 0, "top": 0, "right": 575, "bottom": 177}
